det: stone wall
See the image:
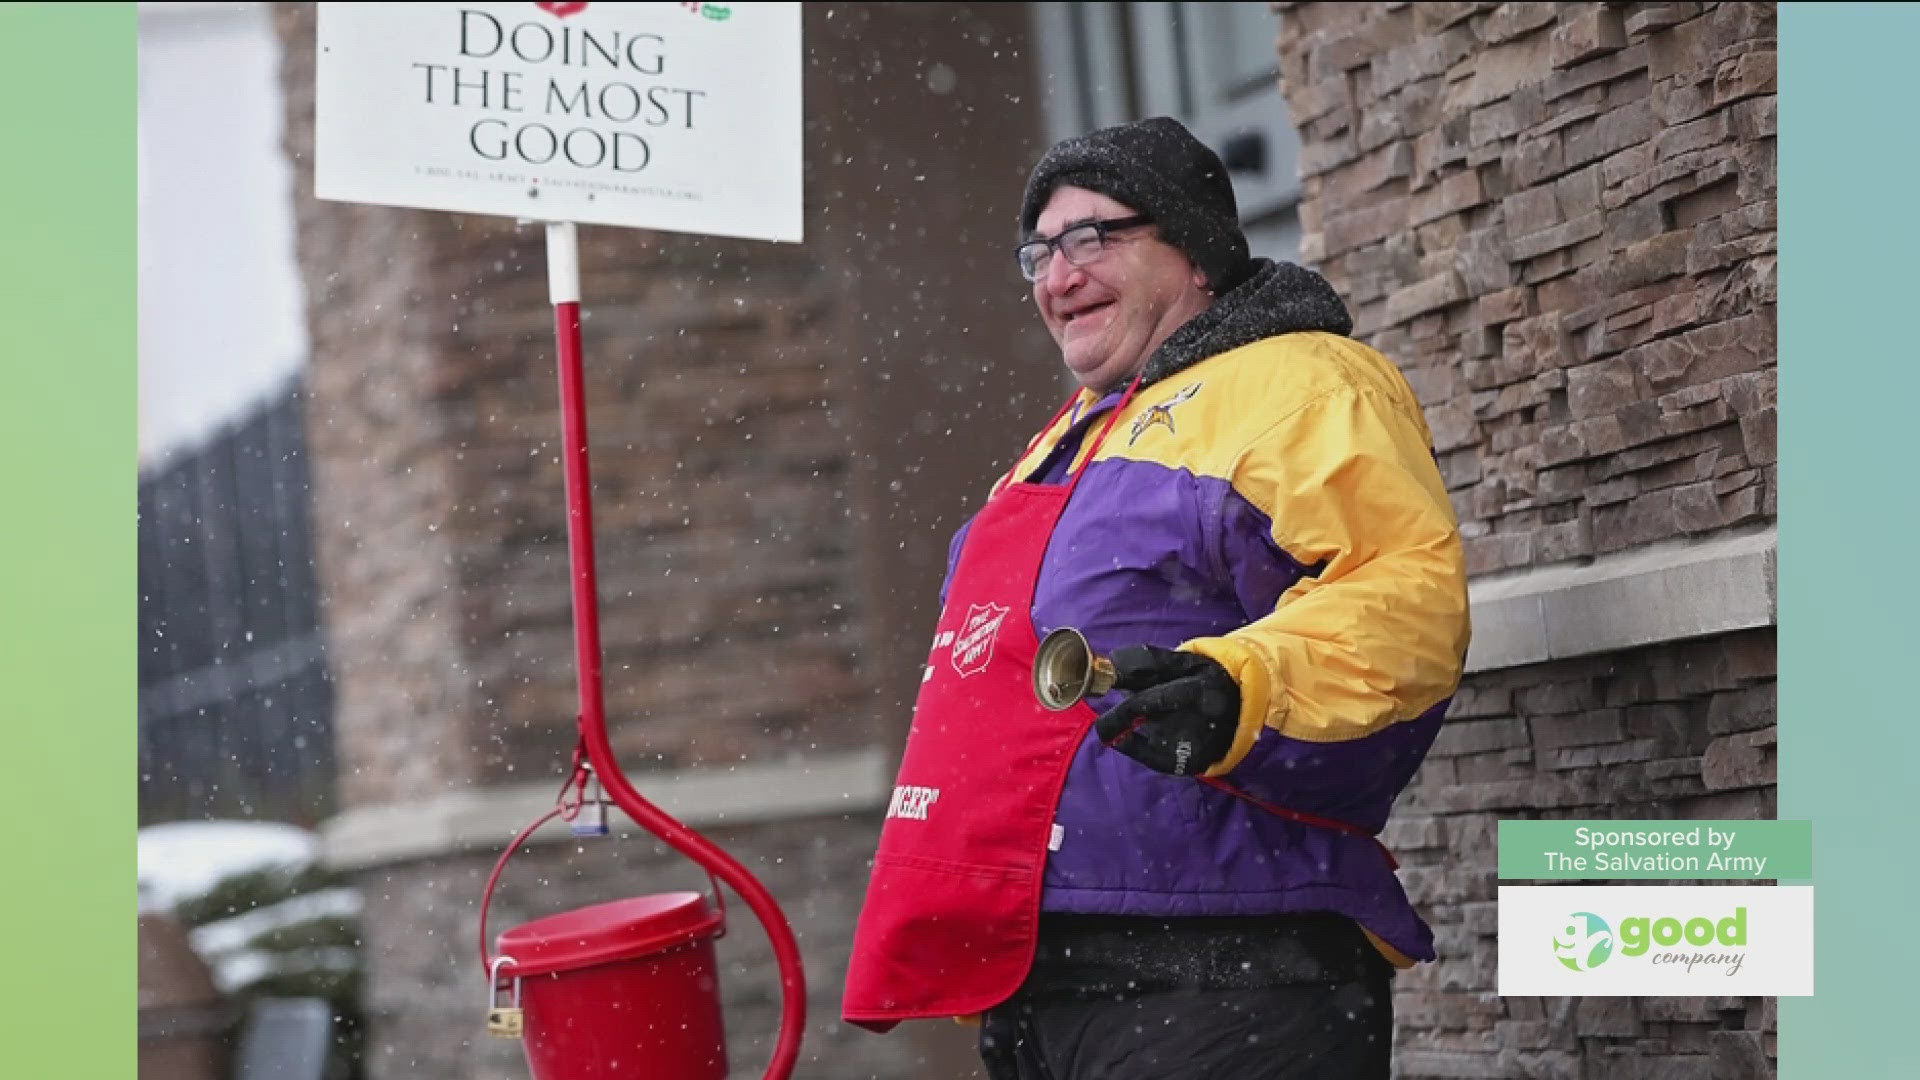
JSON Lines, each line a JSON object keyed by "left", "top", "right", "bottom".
{"left": 1277, "top": 3, "right": 1778, "bottom": 1076}
{"left": 1279, "top": 0, "right": 1775, "bottom": 575}
{"left": 1390, "top": 629, "right": 1776, "bottom": 1077}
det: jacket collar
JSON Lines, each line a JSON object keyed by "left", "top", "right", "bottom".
{"left": 1137, "top": 259, "right": 1353, "bottom": 390}
{"left": 1070, "top": 259, "right": 1354, "bottom": 418}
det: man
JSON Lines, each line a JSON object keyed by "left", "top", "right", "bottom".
{"left": 844, "top": 117, "right": 1470, "bottom": 1080}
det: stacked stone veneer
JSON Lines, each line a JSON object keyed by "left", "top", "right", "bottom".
{"left": 277, "top": 3, "right": 1053, "bottom": 1076}
{"left": 1277, "top": 3, "right": 1777, "bottom": 1077}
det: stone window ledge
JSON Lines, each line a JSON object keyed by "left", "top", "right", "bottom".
{"left": 1465, "top": 526, "right": 1777, "bottom": 674}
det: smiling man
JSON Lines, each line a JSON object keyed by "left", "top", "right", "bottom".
{"left": 844, "top": 117, "right": 1472, "bottom": 1080}
{"left": 1030, "top": 188, "right": 1214, "bottom": 393}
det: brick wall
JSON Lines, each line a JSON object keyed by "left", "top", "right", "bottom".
{"left": 358, "top": 813, "right": 902, "bottom": 1079}
{"left": 1277, "top": 3, "right": 1778, "bottom": 1076}
{"left": 277, "top": 3, "right": 1051, "bottom": 1077}
{"left": 281, "top": 0, "right": 1057, "bottom": 804}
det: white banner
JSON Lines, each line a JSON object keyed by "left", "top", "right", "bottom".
{"left": 1497, "top": 885, "right": 1813, "bottom": 996}
{"left": 315, "top": 1, "right": 802, "bottom": 241}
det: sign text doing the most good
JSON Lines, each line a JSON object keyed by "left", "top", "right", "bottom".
{"left": 316, "top": 2, "right": 802, "bottom": 241}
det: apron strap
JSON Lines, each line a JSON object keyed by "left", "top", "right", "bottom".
{"left": 994, "top": 391, "right": 1084, "bottom": 493}
{"left": 993, "top": 376, "right": 1146, "bottom": 494}
{"left": 1063, "top": 375, "right": 1141, "bottom": 491}
{"left": 1198, "top": 776, "right": 1400, "bottom": 871}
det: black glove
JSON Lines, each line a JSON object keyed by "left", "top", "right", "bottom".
{"left": 1092, "top": 646, "right": 1241, "bottom": 777}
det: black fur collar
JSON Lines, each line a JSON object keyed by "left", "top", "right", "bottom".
{"left": 1137, "top": 259, "right": 1354, "bottom": 389}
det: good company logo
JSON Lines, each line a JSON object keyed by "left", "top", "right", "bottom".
{"left": 1551, "top": 911, "right": 1614, "bottom": 971}
{"left": 1552, "top": 906, "right": 1749, "bottom": 976}
{"left": 1500, "top": 886, "right": 1810, "bottom": 996}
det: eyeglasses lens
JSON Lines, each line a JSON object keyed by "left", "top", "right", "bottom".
{"left": 1057, "top": 225, "right": 1103, "bottom": 266}
{"left": 1018, "top": 242, "right": 1049, "bottom": 281}
{"left": 1018, "top": 224, "right": 1108, "bottom": 282}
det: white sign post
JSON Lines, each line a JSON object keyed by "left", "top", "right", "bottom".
{"left": 316, "top": 1, "right": 802, "bottom": 241}
{"left": 314, "top": 5, "right": 808, "bottom": 1078}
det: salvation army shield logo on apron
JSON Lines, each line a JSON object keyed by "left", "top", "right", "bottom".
{"left": 845, "top": 381, "right": 1143, "bottom": 1029}
{"left": 951, "top": 602, "right": 1010, "bottom": 678}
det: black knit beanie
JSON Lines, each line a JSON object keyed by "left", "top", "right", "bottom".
{"left": 1020, "top": 117, "right": 1252, "bottom": 293}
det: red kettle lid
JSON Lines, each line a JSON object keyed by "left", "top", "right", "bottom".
{"left": 495, "top": 891, "right": 723, "bottom": 979}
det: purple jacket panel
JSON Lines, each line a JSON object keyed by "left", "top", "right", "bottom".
{"left": 929, "top": 393, "right": 1445, "bottom": 961}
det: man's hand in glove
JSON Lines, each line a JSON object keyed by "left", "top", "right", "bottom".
{"left": 1092, "top": 646, "right": 1241, "bottom": 777}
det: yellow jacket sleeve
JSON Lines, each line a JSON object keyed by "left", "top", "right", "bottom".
{"left": 1182, "top": 374, "right": 1470, "bottom": 772}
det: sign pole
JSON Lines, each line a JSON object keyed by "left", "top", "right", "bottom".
{"left": 317, "top": 7, "right": 812, "bottom": 1069}
{"left": 545, "top": 221, "right": 807, "bottom": 1080}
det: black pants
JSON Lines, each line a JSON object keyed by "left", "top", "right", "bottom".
{"left": 977, "top": 974, "right": 1393, "bottom": 1079}
{"left": 975, "top": 914, "right": 1397, "bottom": 1076}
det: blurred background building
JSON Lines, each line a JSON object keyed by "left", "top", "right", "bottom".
{"left": 138, "top": 0, "right": 331, "bottom": 827}
{"left": 139, "top": 3, "right": 1777, "bottom": 1077}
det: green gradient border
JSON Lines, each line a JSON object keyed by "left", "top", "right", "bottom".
{"left": 1778, "top": 4, "right": 1920, "bottom": 1076}
{"left": 0, "top": 3, "right": 136, "bottom": 1075}
{"left": 0, "top": 3, "right": 1910, "bottom": 1078}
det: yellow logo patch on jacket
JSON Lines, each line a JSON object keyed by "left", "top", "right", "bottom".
{"left": 1128, "top": 382, "right": 1203, "bottom": 446}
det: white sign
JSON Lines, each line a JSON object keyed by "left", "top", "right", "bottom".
{"left": 315, "top": 2, "right": 802, "bottom": 241}
{"left": 1497, "top": 885, "right": 1814, "bottom": 996}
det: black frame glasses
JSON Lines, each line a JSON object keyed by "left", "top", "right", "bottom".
{"left": 1015, "top": 214, "right": 1154, "bottom": 282}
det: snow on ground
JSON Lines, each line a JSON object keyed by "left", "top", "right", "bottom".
{"left": 137, "top": 820, "right": 320, "bottom": 910}
{"left": 191, "top": 887, "right": 363, "bottom": 956}
{"left": 206, "top": 947, "right": 360, "bottom": 994}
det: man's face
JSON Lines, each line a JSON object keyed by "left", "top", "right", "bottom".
{"left": 1030, "top": 186, "right": 1213, "bottom": 394}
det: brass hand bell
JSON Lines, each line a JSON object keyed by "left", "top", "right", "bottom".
{"left": 1032, "top": 627, "right": 1118, "bottom": 711}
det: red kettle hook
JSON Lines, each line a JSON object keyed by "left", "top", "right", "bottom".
{"left": 481, "top": 221, "right": 806, "bottom": 1080}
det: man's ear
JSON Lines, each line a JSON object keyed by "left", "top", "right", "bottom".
{"left": 1190, "top": 264, "right": 1209, "bottom": 292}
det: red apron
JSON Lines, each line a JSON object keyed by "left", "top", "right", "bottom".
{"left": 842, "top": 385, "right": 1137, "bottom": 1031}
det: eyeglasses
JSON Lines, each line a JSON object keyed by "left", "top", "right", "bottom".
{"left": 1015, "top": 214, "right": 1154, "bottom": 282}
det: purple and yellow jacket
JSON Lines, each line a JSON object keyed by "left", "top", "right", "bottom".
{"left": 943, "top": 261, "right": 1470, "bottom": 965}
